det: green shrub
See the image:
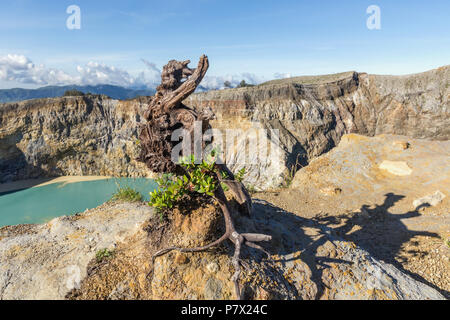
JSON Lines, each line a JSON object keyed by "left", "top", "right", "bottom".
{"left": 149, "top": 151, "right": 219, "bottom": 218}
{"left": 148, "top": 151, "right": 253, "bottom": 219}
{"left": 236, "top": 80, "right": 255, "bottom": 88}
{"left": 224, "top": 81, "right": 233, "bottom": 89}
{"left": 235, "top": 168, "right": 246, "bottom": 182}
{"left": 111, "top": 186, "right": 143, "bottom": 202}
{"left": 246, "top": 185, "right": 257, "bottom": 194}
{"left": 95, "top": 248, "right": 114, "bottom": 263}
{"left": 63, "top": 89, "right": 85, "bottom": 97}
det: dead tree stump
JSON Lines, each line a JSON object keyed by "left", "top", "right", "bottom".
{"left": 137, "top": 55, "right": 271, "bottom": 300}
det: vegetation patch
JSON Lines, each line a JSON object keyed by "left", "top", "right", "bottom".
{"left": 95, "top": 248, "right": 115, "bottom": 263}
{"left": 63, "top": 89, "right": 85, "bottom": 97}
{"left": 149, "top": 152, "right": 219, "bottom": 218}
{"left": 111, "top": 186, "right": 143, "bottom": 203}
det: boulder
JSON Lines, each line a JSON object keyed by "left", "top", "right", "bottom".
{"left": 413, "top": 191, "right": 446, "bottom": 209}
{"left": 379, "top": 160, "right": 413, "bottom": 176}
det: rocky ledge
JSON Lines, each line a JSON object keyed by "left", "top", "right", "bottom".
{"left": 0, "top": 202, "right": 154, "bottom": 299}
{"left": 0, "top": 197, "right": 445, "bottom": 300}
{"left": 258, "top": 133, "right": 450, "bottom": 297}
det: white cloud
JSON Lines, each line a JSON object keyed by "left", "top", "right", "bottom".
{"left": 140, "top": 59, "right": 162, "bottom": 87}
{"left": 199, "top": 73, "right": 265, "bottom": 91}
{"left": 0, "top": 54, "right": 159, "bottom": 88}
{"left": 0, "top": 54, "right": 281, "bottom": 91}
{"left": 273, "top": 72, "right": 292, "bottom": 79}
{"left": 0, "top": 54, "right": 74, "bottom": 85}
{"left": 76, "top": 62, "right": 139, "bottom": 87}
{"left": 0, "top": 54, "right": 31, "bottom": 70}
{"left": 141, "top": 59, "right": 160, "bottom": 74}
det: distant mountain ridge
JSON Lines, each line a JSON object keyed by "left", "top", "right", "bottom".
{"left": 0, "top": 84, "right": 156, "bottom": 103}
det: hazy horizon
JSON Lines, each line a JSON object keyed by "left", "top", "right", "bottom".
{"left": 1, "top": 64, "right": 449, "bottom": 92}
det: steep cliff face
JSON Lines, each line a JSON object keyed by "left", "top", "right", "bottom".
{"left": 359, "top": 67, "right": 449, "bottom": 139}
{"left": 185, "top": 66, "right": 449, "bottom": 189}
{"left": 0, "top": 95, "right": 151, "bottom": 182}
{"left": 0, "top": 66, "right": 448, "bottom": 188}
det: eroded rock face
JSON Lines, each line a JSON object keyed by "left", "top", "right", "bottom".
{"left": 0, "top": 200, "right": 445, "bottom": 300}
{"left": 1, "top": 66, "right": 448, "bottom": 188}
{"left": 185, "top": 66, "right": 449, "bottom": 189}
{"left": 291, "top": 133, "right": 450, "bottom": 209}
{"left": 0, "top": 96, "right": 151, "bottom": 183}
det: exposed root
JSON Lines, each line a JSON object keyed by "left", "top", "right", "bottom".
{"left": 152, "top": 187, "right": 272, "bottom": 300}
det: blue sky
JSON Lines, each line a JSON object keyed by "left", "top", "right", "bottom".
{"left": 0, "top": 0, "right": 449, "bottom": 89}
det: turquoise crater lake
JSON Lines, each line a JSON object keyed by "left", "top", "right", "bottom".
{"left": 0, "top": 178, "right": 157, "bottom": 227}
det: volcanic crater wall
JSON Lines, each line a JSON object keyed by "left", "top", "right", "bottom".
{"left": 184, "top": 66, "right": 449, "bottom": 189}
{"left": 0, "top": 66, "right": 448, "bottom": 188}
{"left": 0, "top": 96, "right": 151, "bottom": 182}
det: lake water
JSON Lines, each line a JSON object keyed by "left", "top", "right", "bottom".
{"left": 0, "top": 178, "right": 157, "bottom": 227}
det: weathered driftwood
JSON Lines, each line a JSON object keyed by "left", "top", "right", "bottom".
{"left": 138, "top": 55, "right": 271, "bottom": 300}
{"left": 138, "top": 56, "right": 211, "bottom": 173}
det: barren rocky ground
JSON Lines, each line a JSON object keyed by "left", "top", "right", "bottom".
{"left": 256, "top": 190, "right": 449, "bottom": 298}
{"left": 257, "top": 134, "right": 450, "bottom": 298}
{"left": 1, "top": 198, "right": 446, "bottom": 300}
{"left": 1, "top": 133, "right": 448, "bottom": 300}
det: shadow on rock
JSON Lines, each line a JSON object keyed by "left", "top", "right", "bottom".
{"left": 242, "top": 199, "right": 353, "bottom": 299}
{"left": 62, "top": 197, "right": 446, "bottom": 300}
{"left": 313, "top": 193, "right": 447, "bottom": 298}
{"left": 231, "top": 197, "right": 445, "bottom": 300}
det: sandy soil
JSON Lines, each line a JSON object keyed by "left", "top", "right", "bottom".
{"left": 0, "top": 176, "right": 111, "bottom": 193}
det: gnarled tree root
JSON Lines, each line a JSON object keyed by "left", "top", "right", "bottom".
{"left": 152, "top": 187, "right": 272, "bottom": 300}
{"left": 137, "top": 55, "right": 273, "bottom": 300}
